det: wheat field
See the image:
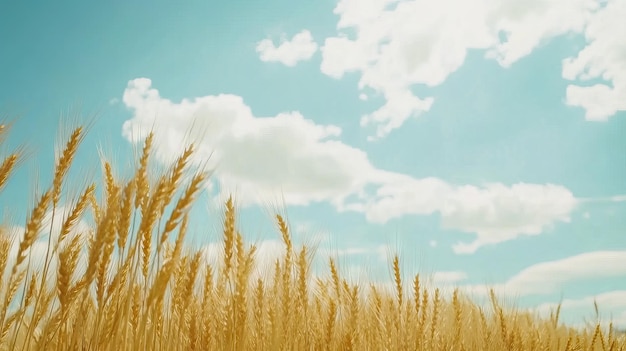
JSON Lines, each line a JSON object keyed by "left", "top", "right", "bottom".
{"left": 0, "top": 121, "right": 624, "bottom": 351}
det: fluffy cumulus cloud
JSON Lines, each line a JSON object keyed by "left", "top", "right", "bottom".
{"left": 256, "top": 30, "right": 319, "bottom": 67}
{"left": 122, "top": 78, "right": 375, "bottom": 207}
{"left": 319, "top": 0, "right": 623, "bottom": 139}
{"left": 442, "top": 183, "right": 577, "bottom": 253}
{"left": 562, "top": 0, "right": 626, "bottom": 120}
{"left": 347, "top": 175, "right": 578, "bottom": 253}
{"left": 121, "top": 78, "right": 580, "bottom": 253}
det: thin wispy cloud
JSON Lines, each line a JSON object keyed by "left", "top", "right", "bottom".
{"left": 463, "top": 251, "right": 626, "bottom": 297}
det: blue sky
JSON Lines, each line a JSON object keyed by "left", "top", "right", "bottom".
{"left": 1, "top": 0, "right": 625, "bottom": 328}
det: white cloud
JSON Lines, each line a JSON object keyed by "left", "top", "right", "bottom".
{"left": 578, "top": 194, "right": 626, "bottom": 204}
{"left": 320, "top": 0, "right": 616, "bottom": 139}
{"left": 350, "top": 174, "right": 578, "bottom": 253}
{"left": 122, "top": 78, "right": 375, "bottom": 207}
{"left": 361, "top": 90, "right": 434, "bottom": 141}
{"left": 611, "top": 195, "right": 626, "bottom": 202}
{"left": 462, "top": 251, "right": 626, "bottom": 297}
{"left": 536, "top": 290, "right": 626, "bottom": 316}
{"left": 443, "top": 183, "right": 578, "bottom": 254}
{"left": 256, "top": 30, "right": 319, "bottom": 67}
{"left": 121, "top": 78, "right": 582, "bottom": 253}
{"left": 503, "top": 251, "right": 626, "bottom": 295}
{"left": 563, "top": 0, "right": 626, "bottom": 121}
{"left": 534, "top": 290, "right": 626, "bottom": 329}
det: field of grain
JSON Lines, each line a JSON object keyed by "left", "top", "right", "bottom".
{"left": 0, "top": 122, "right": 624, "bottom": 350}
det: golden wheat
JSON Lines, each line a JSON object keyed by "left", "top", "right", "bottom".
{"left": 0, "top": 123, "right": 623, "bottom": 351}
